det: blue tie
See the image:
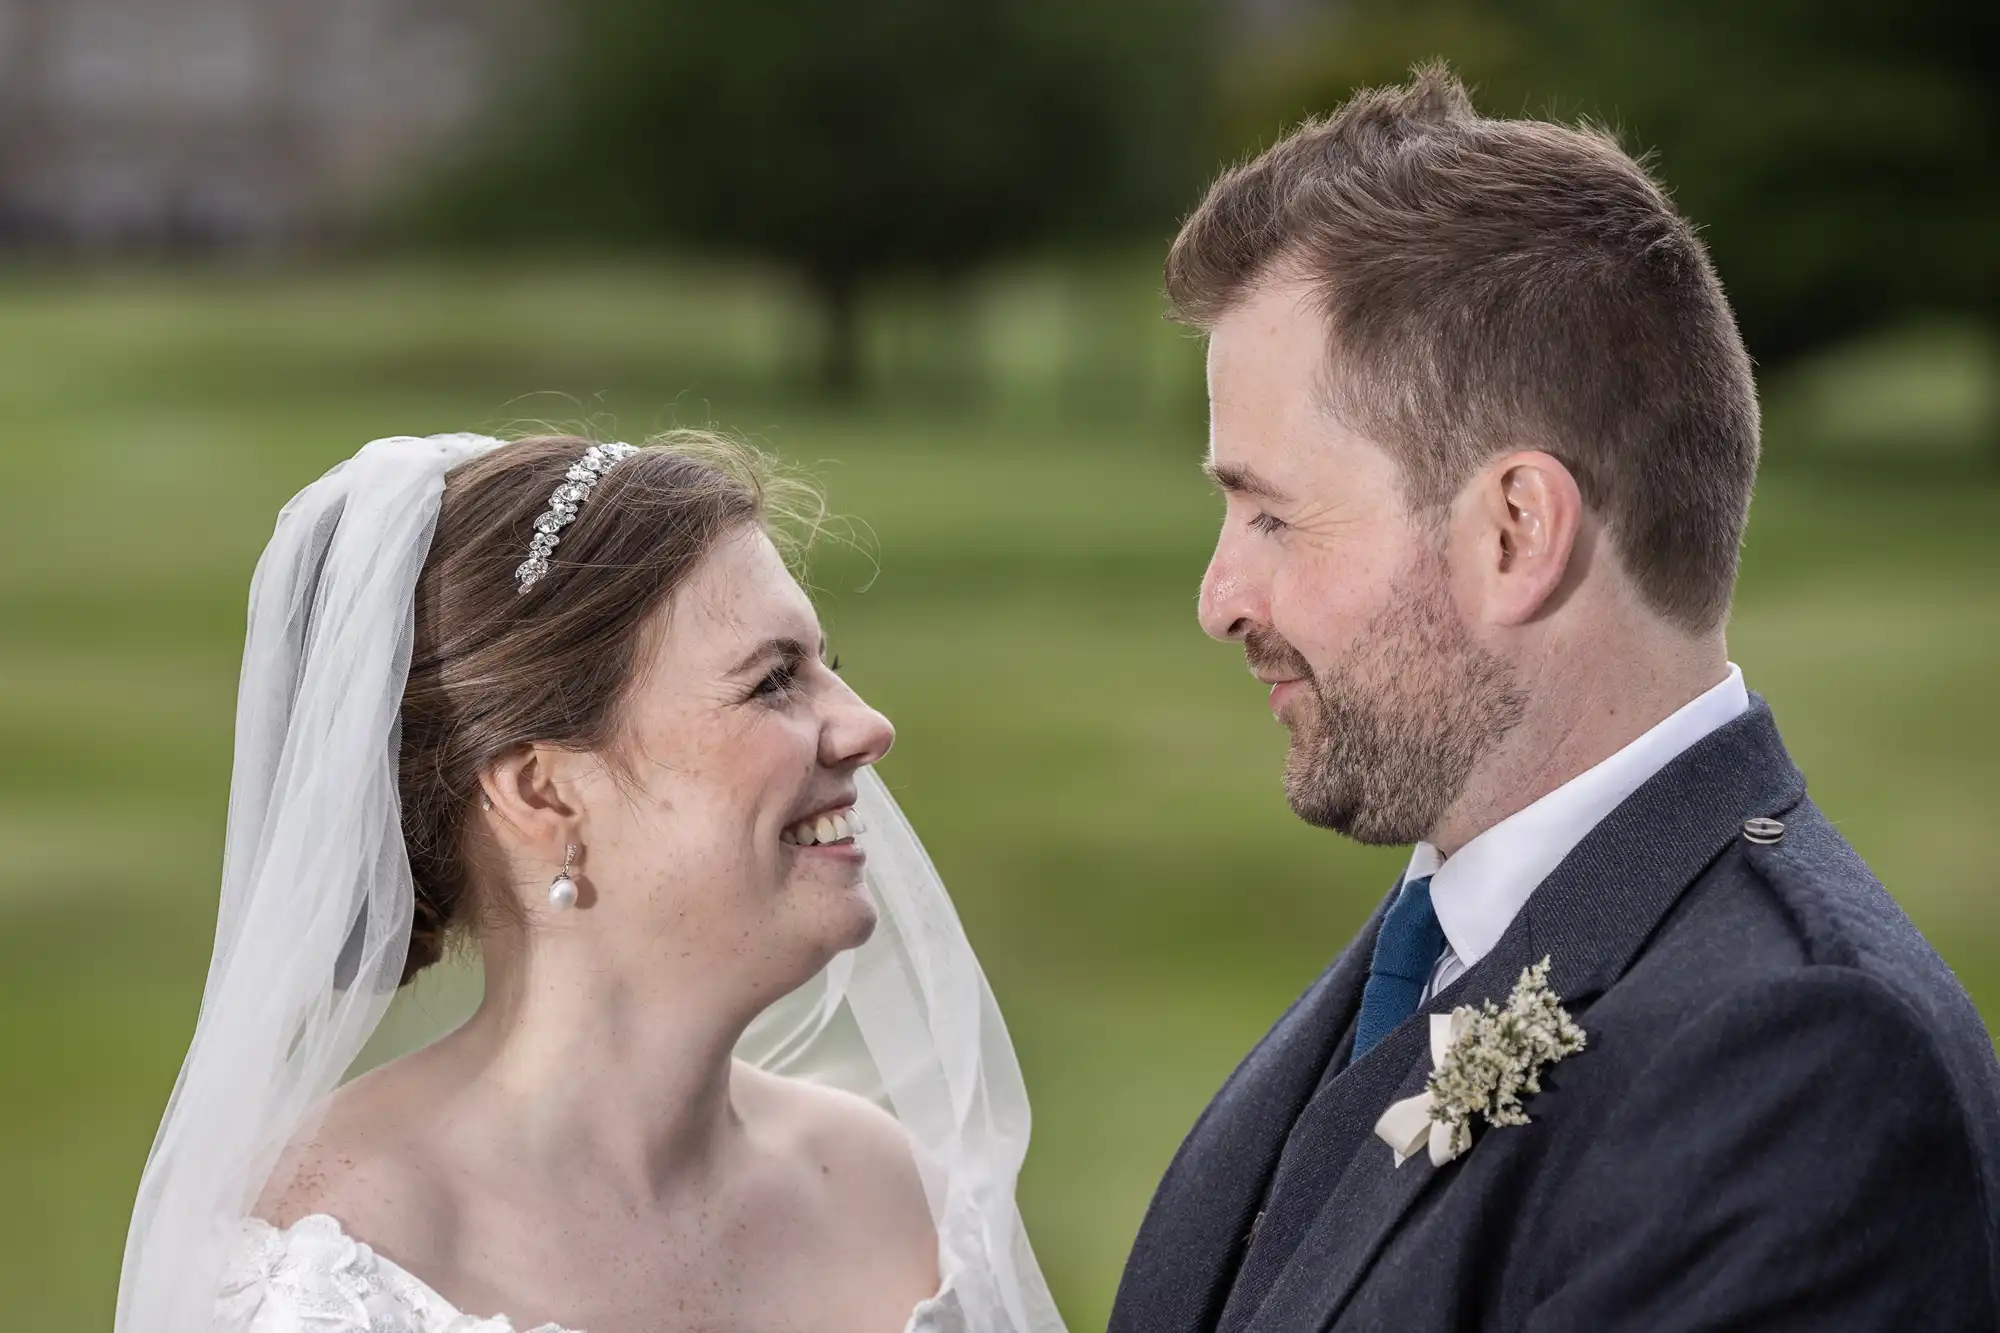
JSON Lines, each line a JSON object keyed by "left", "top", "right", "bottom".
{"left": 1349, "top": 875, "right": 1446, "bottom": 1064}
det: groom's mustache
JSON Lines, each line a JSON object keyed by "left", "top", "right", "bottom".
{"left": 1244, "top": 626, "right": 1315, "bottom": 686}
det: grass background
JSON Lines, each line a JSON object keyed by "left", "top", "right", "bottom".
{"left": 1, "top": 258, "right": 1994, "bottom": 1331}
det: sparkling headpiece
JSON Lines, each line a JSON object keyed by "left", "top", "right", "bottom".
{"left": 516, "top": 441, "right": 639, "bottom": 593}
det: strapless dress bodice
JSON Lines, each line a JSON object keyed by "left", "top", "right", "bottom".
{"left": 218, "top": 1213, "right": 963, "bottom": 1333}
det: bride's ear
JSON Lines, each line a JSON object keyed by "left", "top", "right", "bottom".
{"left": 477, "top": 743, "right": 584, "bottom": 845}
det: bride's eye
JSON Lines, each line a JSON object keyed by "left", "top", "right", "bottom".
{"left": 1249, "top": 511, "right": 1287, "bottom": 535}
{"left": 751, "top": 661, "right": 802, "bottom": 701}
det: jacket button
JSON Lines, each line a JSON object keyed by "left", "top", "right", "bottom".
{"left": 1743, "top": 817, "right": 1785, "bottom": 844}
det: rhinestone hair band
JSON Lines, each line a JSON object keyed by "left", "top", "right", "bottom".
{"left": 516, "top": 441, "right": 640, "bottom": 593}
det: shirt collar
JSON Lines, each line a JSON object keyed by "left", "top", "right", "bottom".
{"left": 1405, "top": 663, "right": 1750, "bottom": 970}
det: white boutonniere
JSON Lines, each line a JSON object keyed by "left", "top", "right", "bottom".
{"left": 1374, "top": 957, "right": 1586, "bottom": 1168}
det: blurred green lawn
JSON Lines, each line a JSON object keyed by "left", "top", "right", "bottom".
{"left": 1, "top": 260, "right": 1994, "bottom": 1332}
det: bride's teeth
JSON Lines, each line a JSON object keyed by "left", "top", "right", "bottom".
{"left": 785, "top": 806, "right": 863, "bottom": 846}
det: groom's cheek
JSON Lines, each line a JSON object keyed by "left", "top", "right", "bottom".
{"left": 1272, "top": 562, "right": 1341, "bottom": 665}
{"left": 1281, "top": 520, "right": 1402, "bottom": 652}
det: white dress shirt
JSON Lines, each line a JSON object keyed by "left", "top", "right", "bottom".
{"left": 1413, "top": 664, "right": 1750, "bottom": 1001}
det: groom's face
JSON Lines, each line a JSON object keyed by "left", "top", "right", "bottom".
{"left": 1196, "top": 279, "right": 1524, "bottom": 845}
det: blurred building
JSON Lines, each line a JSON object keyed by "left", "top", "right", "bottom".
{"left": 0, "top": 0, "right": 531, "bottom": 248}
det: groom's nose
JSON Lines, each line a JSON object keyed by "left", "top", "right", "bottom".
{"left": 1199, "top": 536, "right": 1263, "bottom": 642}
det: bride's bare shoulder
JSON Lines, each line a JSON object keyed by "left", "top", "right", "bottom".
{"left": 732, "top": 1062, "right": 935, "bottom": 1241}
{"left": 253, "top": 1056, "right": 455, "bottom": 1250}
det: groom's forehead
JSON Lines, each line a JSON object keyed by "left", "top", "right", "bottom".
{"left": 1205, "top": 363, "right": 1382, "bottom": 499}
{"left": 1201, "top": 282, "right": 1403, "bottom": 507}
{"left": 1207, "top": 281, "right": 1327, "bottom": 382}
{"left": 1205, "top": 426, "right": 1385, "bottom": 509}
{"left": 1206, "top": 287, "right": 1355, "bottom": 439}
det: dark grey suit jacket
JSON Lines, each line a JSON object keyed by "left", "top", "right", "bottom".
{"left": 1110, "top": 700, "right": 2000, "bottom": 1332}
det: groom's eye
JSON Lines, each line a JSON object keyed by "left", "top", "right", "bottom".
{"left": 1249, "top": 511, "right": 1287, "bottom": 535}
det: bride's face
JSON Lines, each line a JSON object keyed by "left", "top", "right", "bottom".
{"left": 562, "top": 525, "right": 894, "bottom": 1000}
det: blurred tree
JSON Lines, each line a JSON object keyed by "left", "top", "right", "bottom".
{"left": 1217, "top": 0, "right": 2000, "bottom": 371}
{"left": 439, "top": 0, "right": 1213, "bottom": 393}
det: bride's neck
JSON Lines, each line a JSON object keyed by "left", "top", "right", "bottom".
{"left": 442, "top": 934, "right": 758, "bottom": 1198}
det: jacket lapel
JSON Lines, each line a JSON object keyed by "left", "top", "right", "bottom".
{"left": 1108, "top": 892, "right": 1386, "bottom": 1333}
{"left": 1216, "top": 974, "right": 1445, "bottom": 1333}
{"left": 1236, "top": 925, "right": 1548, "bottom": 1333}
{"left": 1235, "top": 698, "right": 1807, "bottom": 1332}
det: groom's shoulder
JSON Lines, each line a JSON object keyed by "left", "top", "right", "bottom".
{"left": 1722, "top": 798, "right": 1972, "bottom": 1011}
{"left": 1638, "top": 794, "right": 1999, "bottom": 1119}
{"left": 1535, "top": 799, "right": 2000, "bottom": 1316}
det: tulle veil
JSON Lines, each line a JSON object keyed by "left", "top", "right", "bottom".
{"left": 114, "top": 433, "right": 1063, "bottom": 1333}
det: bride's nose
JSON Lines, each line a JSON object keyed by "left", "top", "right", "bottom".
{"left": 821, "top": 682, "right": 895, "bottom": 770}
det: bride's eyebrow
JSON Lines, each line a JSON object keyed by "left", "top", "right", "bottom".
{"left": 726, "top": 635, "right": 823, "bottom": 676}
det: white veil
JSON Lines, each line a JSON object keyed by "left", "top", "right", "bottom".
{"left": 115, "top": 433, "right": 1063, "bottom": 1333}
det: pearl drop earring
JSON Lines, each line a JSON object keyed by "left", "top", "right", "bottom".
{"left": 548, "top": 843, "right": 579, "bottom": 910}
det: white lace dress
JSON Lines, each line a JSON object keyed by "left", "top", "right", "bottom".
{"left": 217, "top": 1214, "right": 966, "bottom": 1333}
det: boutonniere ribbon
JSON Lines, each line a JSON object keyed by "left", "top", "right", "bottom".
{"left": 1373, "top": 957, "right": 1586, "bottom": 1168}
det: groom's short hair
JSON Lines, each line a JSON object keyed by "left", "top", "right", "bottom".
{"left": 1167, "top": 64, "right": 1759, "bottom": 633}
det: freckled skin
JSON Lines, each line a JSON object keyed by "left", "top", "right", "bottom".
{"left": 259, "top": 529, "right": 938, "bottom": 1333}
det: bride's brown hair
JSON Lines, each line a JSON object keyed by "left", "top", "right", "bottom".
{"left": 395, "top": 431, "right": 821, "bottom": 984}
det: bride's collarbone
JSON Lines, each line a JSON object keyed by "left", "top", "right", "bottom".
{"left": 259, "top": 1065, "right": 939, "bottom": 1333}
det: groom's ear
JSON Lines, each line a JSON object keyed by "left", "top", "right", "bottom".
{"left": 1464, "top": 450, "right": 1584, "bottom": 627}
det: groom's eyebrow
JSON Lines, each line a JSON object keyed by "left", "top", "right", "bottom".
{"left": 1204, "top": 460, "right": 1288, "bottom": 503}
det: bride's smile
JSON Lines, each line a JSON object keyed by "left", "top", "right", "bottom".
{"left": 781, "top": 802, "right": 867, "bottom": 848}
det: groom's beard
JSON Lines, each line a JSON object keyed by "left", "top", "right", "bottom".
{"left": 1246, "top": 556, "right": 1527, "bottom": 845}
